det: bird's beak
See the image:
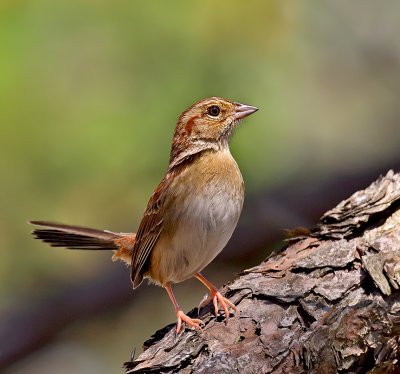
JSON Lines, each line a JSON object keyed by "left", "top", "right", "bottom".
{"left": 234, "top": 102, "right": 259, "bottom": 120}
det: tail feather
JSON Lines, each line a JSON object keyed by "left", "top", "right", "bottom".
{"left": 29, "top": 221, "right": 124, "bottom": 250}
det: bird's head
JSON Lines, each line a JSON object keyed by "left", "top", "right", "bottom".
{"left": 169, "top": 97, "right": 258, "bottom": 168}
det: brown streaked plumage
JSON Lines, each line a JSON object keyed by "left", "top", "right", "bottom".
{"left": 30, "top": 97, "right": 258, "bottom": 333}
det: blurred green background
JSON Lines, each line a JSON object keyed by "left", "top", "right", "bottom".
{"left": 1, "top": 1, "right": 400, "bottom": 372}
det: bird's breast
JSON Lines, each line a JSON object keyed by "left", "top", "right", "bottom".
{"left": 167, "top": 149, "right": 244, "bottom": 242}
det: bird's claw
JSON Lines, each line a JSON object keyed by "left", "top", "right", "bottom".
{"left": 176, "top": 310, "right": 205, "bottom": 333}
{"left": 199, "top": 290, "right": 236, "bottom": 320}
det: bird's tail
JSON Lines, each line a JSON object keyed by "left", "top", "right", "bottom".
{"left": 29, "top": 221, "right": 135, "bottom": 265}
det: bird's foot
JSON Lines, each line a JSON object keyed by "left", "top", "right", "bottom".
{"left": 176, "top": 310, "right": 204, "bottom": 333}
{"left": 199, "top": 290, "right": 236, "bottom": 320}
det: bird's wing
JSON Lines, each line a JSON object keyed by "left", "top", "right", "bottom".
{"left": 130, "top": 176, "right": 170, "bottom": 288}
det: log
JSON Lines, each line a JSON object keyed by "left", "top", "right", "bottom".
{"left": 125, "top": 170, "right": 400, "bottom": 373}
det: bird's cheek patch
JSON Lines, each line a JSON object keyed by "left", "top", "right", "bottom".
{"left": 185, "top": 114, "right": 201, "bottom": 135}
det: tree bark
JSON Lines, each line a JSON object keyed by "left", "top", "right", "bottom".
{"left": 125, "top": 170, "right": 400, "bottom": 374}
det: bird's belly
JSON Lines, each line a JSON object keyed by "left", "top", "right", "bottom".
{"left": 149, "top": 189, "right": 243, "bottom": 285}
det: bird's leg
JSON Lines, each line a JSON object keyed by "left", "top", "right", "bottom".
{"left": 165, "top": 283, "right": 204, "bottom": 333}
{"left": 195, "top": 273, "right": 236, "bottom": 320}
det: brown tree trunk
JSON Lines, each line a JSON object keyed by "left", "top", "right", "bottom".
{"left": 125, "top": 170, "right": 400, "bottom": 374}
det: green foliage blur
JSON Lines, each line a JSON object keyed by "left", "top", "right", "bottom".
{"left": 1, "top": 1, "right": 400, "bottom": 372}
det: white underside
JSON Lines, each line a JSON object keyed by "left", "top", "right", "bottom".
{"left": 166, "top": 190, "right": 243, "bottom": 282}
{"left": 147, "top": 148, "right": 244, "bottom": 285}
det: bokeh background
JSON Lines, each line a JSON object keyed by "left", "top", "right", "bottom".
{"left": 2, "top": 1, "right": 400, "bottom": 372}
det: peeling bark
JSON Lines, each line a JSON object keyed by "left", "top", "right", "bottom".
{"left": 125, "top": 171, "right": 400, "bottom": 374}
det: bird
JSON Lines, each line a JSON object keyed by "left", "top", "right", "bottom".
{"left": 29, "top": 97, "right": 258, "bottom": 333}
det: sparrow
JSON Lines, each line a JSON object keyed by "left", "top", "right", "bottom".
{"left": 30, "top": 97, "right": 258, "bottom": 333}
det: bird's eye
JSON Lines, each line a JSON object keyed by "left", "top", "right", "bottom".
{"left": 207, "top": 105, "right": 221, "bottom": 117}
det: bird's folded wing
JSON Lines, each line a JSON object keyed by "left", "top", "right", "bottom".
{"left": 130, "top": 179, "right": 167, "bottom": 288}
